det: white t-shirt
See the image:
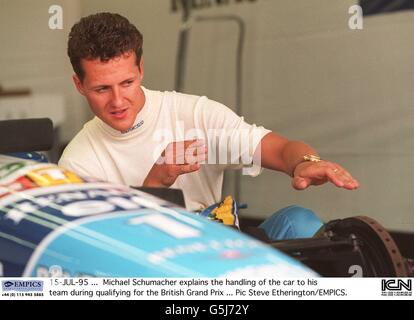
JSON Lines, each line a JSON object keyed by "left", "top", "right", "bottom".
{"left": 59, "top": 87, "right": 270, "bottom": 211}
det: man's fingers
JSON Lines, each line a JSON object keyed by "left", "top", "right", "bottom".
{"left": 184, "top": 139, "right": 205, "bottom": 149}
{"left": 329, "top": 164, "right": 359, "bottom": 189}
{"left": 185, "top": 147, "right": 207, "bottom": 164}
{"left": 163, "top": 140, "right": 207, "bottom": 164}
{"left": 327, "top": 167, "right": 359, "bottom": 190}
{"left": 178, "top": 163, "right": 201, "bottom": 174}
{"left": 294, "top": 162, "right": 359, "bottom": 190}
{"left": 331, "top": 164, "right": 353, "bottom": 181}
{"left": 292, "top": 176, "right": 311, "bottom": 190}
{"left": 326, "top": 169, "right": 345, "bottom": 187}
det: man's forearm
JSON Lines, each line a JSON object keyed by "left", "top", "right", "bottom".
{"left": 258, "top": 133, "right": 319, "bottom": 176}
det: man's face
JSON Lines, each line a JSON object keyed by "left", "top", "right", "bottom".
{"left": 73, "top": 51, "right": 144, "bottom": 132}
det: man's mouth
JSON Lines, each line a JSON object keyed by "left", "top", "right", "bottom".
{"left": 110, "top": 108, "right": 128, "bottom": 119}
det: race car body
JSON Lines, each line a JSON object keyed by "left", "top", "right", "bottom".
{"left": 0, "top": 155, "right": 317, "bottom": 277}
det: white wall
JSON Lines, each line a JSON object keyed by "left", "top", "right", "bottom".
{"left": 0, "top": 0, "right": 88, "bottom": 142}
{"left": 1, "top": 0, "right": 413, "bottom": 232}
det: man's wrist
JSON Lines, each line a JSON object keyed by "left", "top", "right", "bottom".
{"left": 290, "top": 154, "right": 321, "bottom": 177}
{"left": 143, "top": 177, "right": 165, "bottom": 188}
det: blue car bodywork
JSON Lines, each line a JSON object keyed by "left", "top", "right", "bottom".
{"left": 0, "top": 154, "right": 317, "bottom": 277}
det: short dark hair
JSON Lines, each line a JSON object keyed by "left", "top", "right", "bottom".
{"left": 67, "top": 12, "right": 143, "bottom": 81}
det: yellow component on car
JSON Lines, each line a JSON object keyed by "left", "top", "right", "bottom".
{"left": 27, "top": 165, "right": 83, "bottom": 186}
{"left": 212, "top": 196, "right": 235, "bottom": 225}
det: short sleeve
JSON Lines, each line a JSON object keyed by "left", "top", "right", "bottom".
{"left": 193, "top": 98, "right": 271, "bottom": 177}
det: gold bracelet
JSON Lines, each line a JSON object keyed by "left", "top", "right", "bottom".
{"left": 303, "top": 154, "right": 321, "bottom": 162}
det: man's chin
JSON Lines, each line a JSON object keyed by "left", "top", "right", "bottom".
{"left": 104, "top": 120, "right": 132, "bottom": 133}
{"left": 115, "top": 124, "right": 132, "bottom": 133}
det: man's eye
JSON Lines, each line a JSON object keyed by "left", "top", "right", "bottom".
{"left": 96, "top": 88, "right": 108, "bottom": 93}
{"left": 123, "top": 81, "right": 134, "bottom": 87}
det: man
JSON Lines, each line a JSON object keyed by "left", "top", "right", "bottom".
{"left": 59, "top": 13, "right": 359, "bottom": 240}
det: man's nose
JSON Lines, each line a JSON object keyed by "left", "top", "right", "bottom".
{"left": 110, "top": 87, "right": 123, "bottom": 108}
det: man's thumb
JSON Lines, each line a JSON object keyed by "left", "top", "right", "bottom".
{"left": 292, "top": 176, "right": 310, "bottom": 190}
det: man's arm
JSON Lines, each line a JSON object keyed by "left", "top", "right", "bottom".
{"left": 256, "top": 132, "right": 359, "bottom": 190}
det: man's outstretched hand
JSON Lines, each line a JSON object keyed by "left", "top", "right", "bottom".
{"left": 292, "top": 160, "right": 359, "bottom": 190}
{"left": 143, "top": 140, "right": 207, "bottom": 188}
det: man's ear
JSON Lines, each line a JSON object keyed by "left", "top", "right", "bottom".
{"left": 139, "top": 58, "right": 144, "bottom": 81}
{"left": 72, "top": 75, "right": 86, "bottom": 95}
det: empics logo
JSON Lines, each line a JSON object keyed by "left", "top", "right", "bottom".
{"left": 381, "top": 279, "right": 412, "bottom": 297}
{"left": 1, "top": 280, "right": 44, "bottom": 292}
